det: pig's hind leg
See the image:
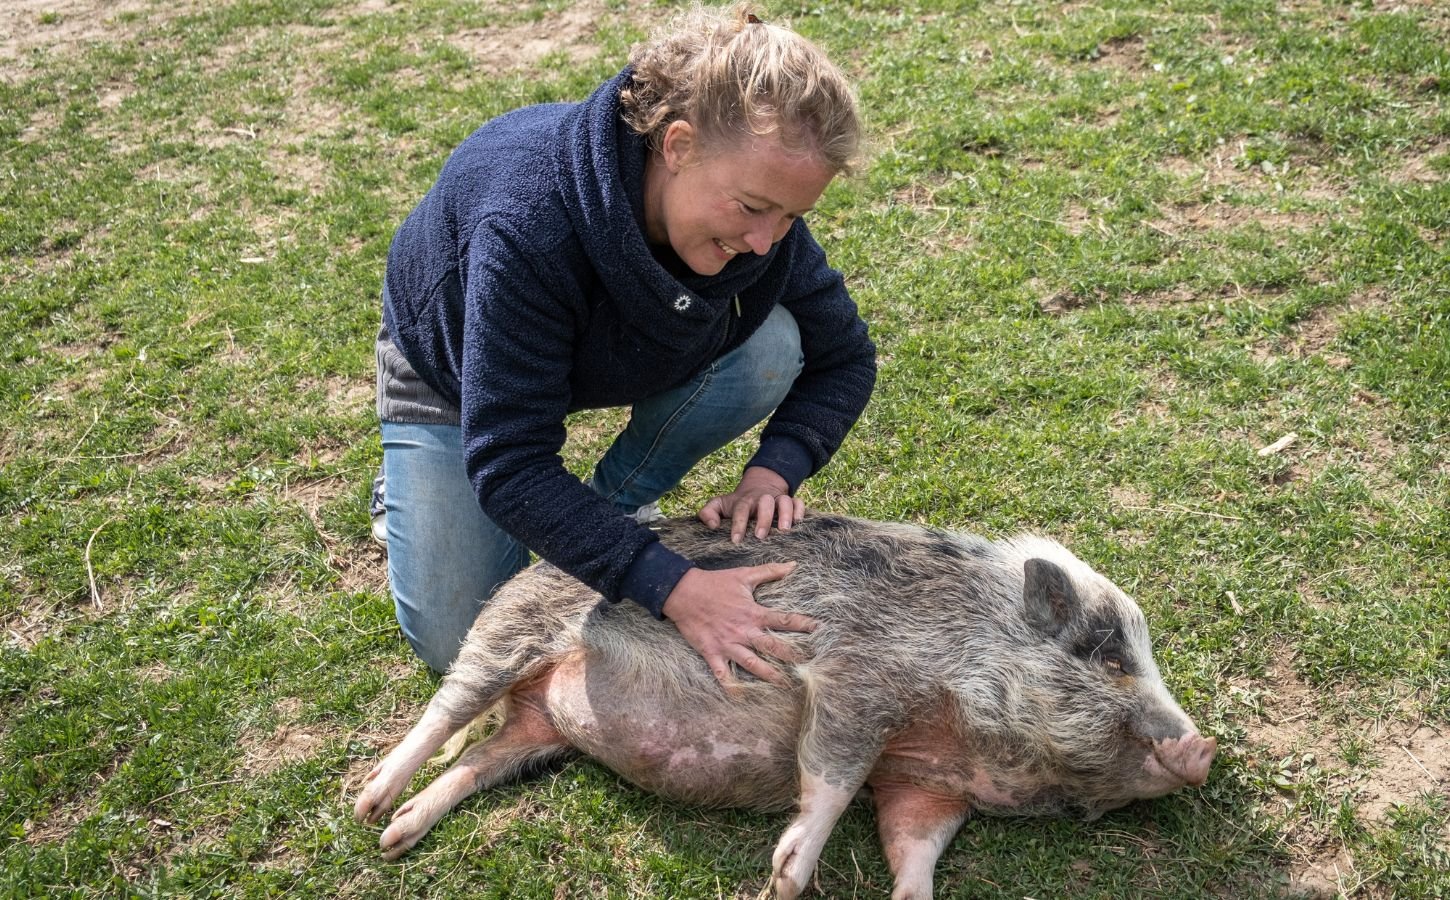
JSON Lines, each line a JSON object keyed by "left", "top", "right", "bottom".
{"left": 353, "top": 603, "right": 572, "bottom": 827}
{"left": 353, "top": 692, "right": 485, "bottom": 827}
{"left": 378, "top": 695, "right": 574, "bottom": 860}
{"left": 354, "top": 653, "right": 559, "bottom": 826}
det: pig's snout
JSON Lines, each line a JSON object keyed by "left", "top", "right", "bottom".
{"left": 1148, "top": 733, "right": 1217, "bottom": 788}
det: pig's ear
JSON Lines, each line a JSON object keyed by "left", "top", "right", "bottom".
{"left": 1023, "top": 558, "right": 1079, "bottom": 638}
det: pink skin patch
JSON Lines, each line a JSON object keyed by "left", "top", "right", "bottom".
{"left": 541, "top": 653, "right": 799, "bottom": 807}
{"left": 965, "top": 770, "right": 1022, "bottom": 808}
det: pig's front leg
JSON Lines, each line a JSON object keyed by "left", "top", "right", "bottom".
{"left": 767, "top": 771, "right": 861, "bottom": 900}
{"left": 871, "top": 780, "right": 970, "bottom": 900}
{"left": 767, "top": 676, "right": 897, "bottom": 899}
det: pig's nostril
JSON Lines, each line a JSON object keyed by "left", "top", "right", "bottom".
{"left": 1154, "top": 735, "right": 1216, "bottom": 787}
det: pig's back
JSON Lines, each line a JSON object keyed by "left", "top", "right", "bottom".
{"left": 651, "top": 514, "right": 1014, "bottom": 664}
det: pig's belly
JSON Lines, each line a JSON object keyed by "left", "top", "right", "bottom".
{"left": 539, "top": 652, "right": 803, "bottom": 810}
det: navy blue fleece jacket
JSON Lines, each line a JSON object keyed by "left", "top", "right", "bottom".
{"left": 382, "top": 69, "right": 876, "bottom": 618}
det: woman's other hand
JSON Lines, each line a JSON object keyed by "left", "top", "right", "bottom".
{"left": 660, "top": 563, "right": 816, "bottom": 690}
{"left": 698, "top": 466, "right": 805, "bottom": 543}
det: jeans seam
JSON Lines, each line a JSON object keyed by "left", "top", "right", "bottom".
{"left": 606, "top": 362, "right": 719, "bottom": 503}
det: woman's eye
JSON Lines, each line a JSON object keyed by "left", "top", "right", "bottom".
{"left": 739, "top": 202, "right": 761, "bottom": 215}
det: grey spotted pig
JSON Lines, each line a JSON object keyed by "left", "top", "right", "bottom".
{"left": 353, "top": 514, "right": 1215, "bottom": 899}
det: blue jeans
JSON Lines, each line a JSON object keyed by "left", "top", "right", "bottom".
{"left": 380, "top": 305, "right": 804, "bottom": 672}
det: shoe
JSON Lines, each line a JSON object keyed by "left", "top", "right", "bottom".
{"left": 587, "top": 475, "right": 664, "bottom": 526}
{"left": 632, "top": 501, "right": 664, "bottom": 525}
{"left": 370, "top": 471, "right": 388, "bottom": 545}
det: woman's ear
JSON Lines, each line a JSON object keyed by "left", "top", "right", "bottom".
{"left": 660, "top": 120, "right": 699, "bottom": 173}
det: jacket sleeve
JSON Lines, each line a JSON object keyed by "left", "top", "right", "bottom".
{"left": 456, "top": 219, "right": 692, "bottom": 614}
{"left": 746, "top": 220, "right": 877, "bottom": 492}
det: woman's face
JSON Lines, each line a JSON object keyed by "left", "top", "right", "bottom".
{"left": 644, "top": 121, "right": 836, "bottom": 277}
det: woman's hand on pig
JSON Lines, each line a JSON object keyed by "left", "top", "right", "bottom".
{"left": 661, "top": 562, "right": 817, "bottom": 690}
{"left": 698, "top": 466, "right": 806, "bottom": 543}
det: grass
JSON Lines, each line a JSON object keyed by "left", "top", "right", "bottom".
{"left": 1, "top": 0, "right": 1447, "bottom": 896}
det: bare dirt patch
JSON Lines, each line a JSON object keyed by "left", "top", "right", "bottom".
{"left": 0, "top": 570, "right": 140, "bottom": 650}
{"left": 16, "top": 105, "right": 63, "bottom": 144}
{"left": 884, "top": 178, "right": 978, "bottom": 257}
{"left": 890, "top": 177, "right": 958, "bottom": 211}
{"left": 1108, "top": 484, "right": 1152, "bottom": 509}
{"left": 1290, "top": 846, "right": 1359, "bottom": 899}
{"left": 1149, "top": 201, "right": 1323, "bottom": 237}
{"left": 1235, "top": 644, "right": 1449, "bottom": 893}
{"left": 1393, "top": 138, "right": 1450, "bottom": 185}
{"left": 286, "top": 472, "right": 353, "bottom": 526}
{"left": 1120, "top": 285, "right": 1201, "bottom": 309}
{"left": 1355, "top": 724, "right": 1450, "bottom": 821}
{"left": 1235, "top": 637, "right": 1450, "bottom": 828}
{"left": 1, "top": 614, "right": 48, "bottom": 651}
{"left": 133, "top": 661, "right": 177, "bottom": 683}
{"left": 1373, "top": 0, "right": 1450, "bottom": 33}
{"left": 22, "top": 746, "right": 136, "bottom": 846}
{"left": 268, "top": 145, "right": 332, "bottom": 194}
{"left": 239, "top": 698, "right": 347, "bottom": 777}
{"left": 253, "top": 472, "right": 387, "bottom": 601}
{"left": 1163, "top": 150, "right": 1347, "bottom": 203}
{"left": 1284, "top": 288, "right": 1394, "bottom": 358}
{"left": 1245, "top": 288, "right": 1391, "bottom": 377}
{"left": 1236, "top": 650, "right": 1335, "bottom": 753}
{"left": 150, "top": 810, "right": 234, "bottom": 870}
{"left": 241, "top": 723, "right": 327, "bottom": 775}
{"left": 332, "top": 541, "right": 389, "bottom": 597}
{"left": 2, "top": 583, "right": 64, "bottom": 650}
{"left": 267, "top": 64, "right": 349, "bottom": 162}
{"left": 316, "top": 375, "right": 374, "bottom": 409}
{"left": 0, "top": 0, "right": 177, "bottom": 72}
{"left": 1088, "top": 35, "right": 1147, "bottom": 72}
{"left": 1059, "top": 201, "right": 1099, "bottom": 237}
{"left": 448, "top": 0, "right": 607, "bottom": 76}
{"left": 22, "top": 796, "right": 95, "bottom": 846}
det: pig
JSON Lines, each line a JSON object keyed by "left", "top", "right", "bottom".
{"left": 353, "top": 513, "right": 1216, "bottom": 899}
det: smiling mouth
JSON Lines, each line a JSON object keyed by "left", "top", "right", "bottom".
{"left": 714, "top": 239, "right": 740, "bottom": 257}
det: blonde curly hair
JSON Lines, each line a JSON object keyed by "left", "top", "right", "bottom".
{"left": 619, "top": 2, "right": 862, "bottom": 174}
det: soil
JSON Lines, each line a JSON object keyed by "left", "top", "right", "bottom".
{"left": 1236, "top": 645, "right": 1450, "bottom": 894}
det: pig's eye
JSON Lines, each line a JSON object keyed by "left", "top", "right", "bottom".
{"left": 1103, "top": 655, "right": 1124, "bottom": 673}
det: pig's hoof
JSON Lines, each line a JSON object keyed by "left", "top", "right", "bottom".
{"left": 379, "top": 801, "right": 427, "bottom": 861}
{"left": 766, "top": 853, "right": 808, "bottom": 900}
{"left": 353, "top": 766, "right": 402, "bottom": 825}
{"left": 768, "top": 834, "right": 815, "bottom": 900}
{"left": 766, "top": 874, "right": 805, "bottom": 900}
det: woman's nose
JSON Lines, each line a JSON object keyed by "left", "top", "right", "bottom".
{"left": 744, "top": 220, "right": 777, "bottom": 255}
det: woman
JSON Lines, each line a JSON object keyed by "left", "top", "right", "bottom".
{"left": 374, "top": 3, "right": 876, "bottom": 685}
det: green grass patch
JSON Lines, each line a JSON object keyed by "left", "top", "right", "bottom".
{"left": 2, "top": 0, "right": 1446, "bottom": 896}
